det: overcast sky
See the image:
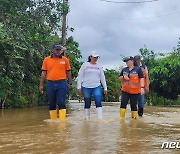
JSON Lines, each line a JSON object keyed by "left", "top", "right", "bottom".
{"left": 67, "top": 0, "right": 180, "bottom": 69}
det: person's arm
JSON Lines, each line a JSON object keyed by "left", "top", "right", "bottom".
{"left": 138, "top": 68, "right": 145, "bottom": 95}
{"left": 119, "top": 76, "right": 124, "bottom": 81}
{"left": 140, "top": 78, "right": 145, "bottom": 95}
{"left": 66, "top": 70, "right": 72, "bottom": 90}
{"left": 77, "top": 63, "right": 85, "bottom": 94}
{"left": 39, "top": 58, "right": 47, "bottom": 94}
{"left": 39, "top": 71, "right": 47, "bottom": 94}
{"left": 66, "top": 70, "right": 72, "bottom": 85}
{"left": 119, "top": 69, "right": 129, "bottom": 81}
{"left": 119, "top": 70, "right": 124, "bottom": 81}
{"left": 140, "top": 78, "right": 145, "bottom": 88}
{"left": 65, "top": 58, "right": 72, "bottom": 90}
{"left": 145, "top": 66, "right": 150, "bottom": 93}
{"left": 100, "top": 67, "right": 108, "bottom": 95}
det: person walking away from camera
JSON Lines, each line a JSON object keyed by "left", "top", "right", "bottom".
{"left": 39, "top": 44, "right": 72, "bottom": 121}
{"left": 119, "top": 56, "right": 144, "bottom": 119}
{"left": 134, "top": 55, "right": 149, "bottom": 117}
{"left": 77, "top": 51, "right": 108, "bottom": 120}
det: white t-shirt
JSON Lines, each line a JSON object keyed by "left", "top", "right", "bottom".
{"left": 77, "top": 62, "right": 107, "bottom": 90}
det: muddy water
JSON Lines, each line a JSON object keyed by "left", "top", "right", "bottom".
{"left": 0, "top": 101, "right": 179, "bottom": 154}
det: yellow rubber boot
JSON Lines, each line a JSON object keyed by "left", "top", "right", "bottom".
{"left": 120, "top": 108, "right": 126, "bottom": 119}
{"left": 49, "top": 110, "right": 57, "bottom": 120}
{"left": 132, "top": 111, "right": 138, "bottom": 119}
{"left": 59, "top": 109, "right": 66, "bottom": 121}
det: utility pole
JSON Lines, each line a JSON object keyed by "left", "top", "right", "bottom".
{"left": 61, "top": 0, "right": 68, "bottom": 47}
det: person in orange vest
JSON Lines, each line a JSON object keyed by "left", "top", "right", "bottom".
{"left": 119, "top": 56, "right": 145, "bottom": 119}
{"left": 39, "top": 44, "right": 72, "bottom": 121}
{"left": 134, "top": 55, "right": 149, "bottom": 117}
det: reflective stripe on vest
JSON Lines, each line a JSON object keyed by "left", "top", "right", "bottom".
{"left": 123, "top": 82, "right": 140, "bottom": 87}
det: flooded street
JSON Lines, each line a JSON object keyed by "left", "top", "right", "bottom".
{"left": 0, "top": 101, "right": 180, "bottom": 154}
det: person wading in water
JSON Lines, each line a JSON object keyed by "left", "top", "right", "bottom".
{"left": 39, "top": 44, "right": 72, "bottom": 121}
{"left": 119, "top": 56, "right": 144, "bottom": 119}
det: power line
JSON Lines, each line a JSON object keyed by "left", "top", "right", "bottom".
{"left": 71, "top": 5, "right": 180, "bottom": 20}
{"left": 100, "top": 0, "right": 159, "bottom": 3}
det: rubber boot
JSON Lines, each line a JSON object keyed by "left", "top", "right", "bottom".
{"left": 120, "top": 108, "right": 126, "bottom": 119}
{"left": 85, "top": 108, "right": 90, "bottom": 120}
{"left": 96, "top": 107, "right": 102, "bottom": 119}
{"left": 138, "top": 107, "right": 143, "bottom": 117}
{"left": 59, "top": 109, "right": 66, "bottom": 121}
{"left": 49, "top": 110, "right": 57, "bottom": 120}
{"left": 132, "top": 111, "right": 138, "bottom": 119}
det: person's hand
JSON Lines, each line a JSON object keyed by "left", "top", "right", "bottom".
{"left": 140, "top": 88, "right": 145, "bottom": 95}
{"left": 67, "top": 84, "right": 72, "bottom": 91}
{"left": 61, "top": 47, "right": 66, "bottom": 51}
{"left": 104, "top": 90, "right": 108, "bottom": 95}
{"left": 77, "top": 89, "right": 82, "bottom": 95}
{"left": 145, "top": 86, "right": 149, "bottom": 93}
{"left": 39, "top": 85, "right": 44, "bottom": 94}
{"left": 123, "top": 75, "right": 130, "bottom": 80}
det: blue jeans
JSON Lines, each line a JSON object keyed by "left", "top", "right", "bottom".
{"left": 81, "top": 86, "right": 102, "bottom": 109}
{"left": 47, "top": 80, "right": 67, "bottom": 110}
{"left": 138, "top": 94, "right": 145, "bottom": 108}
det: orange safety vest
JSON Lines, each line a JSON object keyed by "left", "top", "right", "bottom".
{"left": 121, "top": 66, "right": 141, "bottom": 94}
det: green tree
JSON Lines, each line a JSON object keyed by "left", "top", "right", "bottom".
{"left": 66, "top": 36, "right": 82, "bottom": 79}
{"left": 104, "top": 69, "right": 121, "bottom": 102}
{"left": 149, "top": 50, "right": 180, "bottom": 100}
{"left": 139, "top": 43, "right": 180, "bottom": 105}
{"left": 0, "top": 0, "right": 82, "bottom": 108}
{"left": 139, "top": 46, "right": 157, "bottom": 68}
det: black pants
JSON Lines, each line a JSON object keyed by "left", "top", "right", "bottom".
{"left": 120, "top": 91, "right": 139, "bottom": 111}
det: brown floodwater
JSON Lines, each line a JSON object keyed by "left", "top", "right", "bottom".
{"left": 0, "top": 101, "right": 179, "bottom": 154}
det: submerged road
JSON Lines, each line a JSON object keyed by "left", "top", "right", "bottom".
{"left": 0, "top": 101, "right": 179, "bottom": 154}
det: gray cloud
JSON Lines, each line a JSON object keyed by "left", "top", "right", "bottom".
{"left": 68, "top": 0, "right": 180, "bottom": 69}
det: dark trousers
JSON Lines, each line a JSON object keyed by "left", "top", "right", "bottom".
{"left": 120, "top": 91, "right": 139, "bottom": 111}
{"left": 47, "top": 80, "right": 67, "bottom": 110}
